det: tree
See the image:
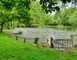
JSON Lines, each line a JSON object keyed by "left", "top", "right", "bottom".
{"left": 0, "top": 7, "right": 15, "bottom": 32}
{"left": 0, "top": 0, "right": 31, "bottom": 32}
{"left": 30, "top": 1, "right": 51, "bottom": 27}
{"left": 53, "top": 8, "right": 73, "bottom": 26}
{"left": 53, "top": 8, "right": 77, "bottom": 30}
{"left": 68, "top": 9, "right": 77, "bottom": 29}
{"left": 44, "top": 14, "right": 53, "bottom": 25}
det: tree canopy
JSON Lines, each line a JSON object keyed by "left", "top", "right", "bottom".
{"left": 39, "top": 0, "right": 71, "bottom": 13}
{"left": 0, "top": 0, "right": 31, "bottom": 32}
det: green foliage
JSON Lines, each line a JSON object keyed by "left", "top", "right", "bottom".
{"left": 17, "top": 30, "right": 23, "bottom": 34}
{"left": 53, "top": 8, "right": 77, "bottom": 29}
{"left": 39, "top": 0, "right": 71, "bottom": 13}
{"left": 68, "top": 9, "right": 77, "bottom": 28}
{"left": 44, "top": 8, "right": 77, "bottom": 30}
{"left": 30, "top": 1, "right": 52, "bottom": 27}
{"left": 0, "top": 0, "right": 31, "bottom": 32}
{"left": 44, "top": 14, "right": 53, "bottom": 25}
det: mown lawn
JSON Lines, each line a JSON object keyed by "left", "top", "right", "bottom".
{"left": 0, "top": 32, "right": 77, "bottom": 60}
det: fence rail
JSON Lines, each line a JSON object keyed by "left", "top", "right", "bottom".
{"left": 54, "top": 38, "right": 72, "bottom": 50}
{"left": 6, "top": 32, "right": 77, "bottom": 50}
{"left": 54, "top": 34, "right": 77, "bottom": 50}
{"left": 15, "top": 35, "right": 39, "bottom": 46}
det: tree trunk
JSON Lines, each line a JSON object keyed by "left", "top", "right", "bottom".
{"left": 0, "top": 22, "right": 4, "bottom": 33}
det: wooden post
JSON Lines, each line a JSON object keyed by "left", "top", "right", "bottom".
{"left": 70, "top": 34, "right": 73, "bottom": 48}
{"left": 47, "top": 39, "right": 49, "bottom": 48}
{"left": 67, "top": 39, "right": 68, "bottom": 49}
{"left": 34, "top": 38, "right": 39, "bottom": 46}
{"left": 24, "top": 38, "right": 26, "bottom": 43}
{"left": 58, "top": 41, "right": 59, "bottom": 50}
{"left": 16, "top": 36, "right": 18, "bottom": 40}
{"left": 50, "top": 37, "right": 54, "bottom": 48}
{"left": 62, "top": 40, "right": 63, "bottom": 49}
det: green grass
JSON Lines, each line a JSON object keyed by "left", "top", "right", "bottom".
{"left": 0, "top": 32, "right": 77, "bottom": 60}
{"left": 43, "top": 25, "right": 72, "bottom": 30}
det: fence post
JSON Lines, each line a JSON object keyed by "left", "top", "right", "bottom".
{"left": 34, "top": 38, "right": 39, "bottom": 46}
{"left": 70, "top": 34, "right": 73, "bottom": 48}
{"left": 24, "top": 38, "right": 26, "bottom": 43}
{"left": 67, "top": 39, "right": 69, "bottom": 49}
{"left": 16, "top": 36, "right": 18, "bottom": 40}
{"left": 58, "top": 40, "right": 59, "bottom": 50}
{"left": 62, "top": 40, "right": 63, "bottom": 49}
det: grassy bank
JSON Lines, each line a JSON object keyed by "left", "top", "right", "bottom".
{"left": 43, "top": 25, "right": 76, "bottom": 30}
{"left": 0, "top": 32, "right": 77, "bottom": 60}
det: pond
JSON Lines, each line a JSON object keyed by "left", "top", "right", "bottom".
{"left": 11, "top": 28, "right": 77, "bottom": 46}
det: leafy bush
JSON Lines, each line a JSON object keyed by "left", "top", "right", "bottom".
{"left": 13, "top": 31, "right": 23, "bottom": 35}
{"left": 17, "top": 31, "right": 23, "bottom": 34}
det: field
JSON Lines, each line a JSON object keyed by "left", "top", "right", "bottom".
{"left": 0, "top": 32, "right": 77, "bottom": 60}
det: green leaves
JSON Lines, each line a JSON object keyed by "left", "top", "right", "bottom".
{"left": 2, "top": 1, "right": 13, "bottom": 9}
{"left": 30, "top": 1, "right": 46, "bottom": 27}
{"left": 39, "top": 0, "right": 71, "bottom": 13}
{"left": 53, "top": 8, "right": 77, "bottom": 29}
{"left": 60, "top": 0, "right": 71, "bottom": 3}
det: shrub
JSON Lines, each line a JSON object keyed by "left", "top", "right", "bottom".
{"left": 17, "top": 31, "right": 23, "bottom": 34}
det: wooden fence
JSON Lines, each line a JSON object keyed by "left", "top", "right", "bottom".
{"left": 15, "top": 35, "right": 73, "bottom": 50}
{"left": 54, "top": 38, "right": 73, "bottom": 50}
{"left": 71, "top": 34, "right": 77, "bottom": 47}
{"left": 53, "top": 34, "right": 77, "bottom": 50}
{"left": 7, "top": 34, "right": 73, "bottom": 49}
{"left": 15, "top": 36, "right": 39, "bottom": 46}
{"left": 6, "top": 32, "right": 77, "bottom": 50}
